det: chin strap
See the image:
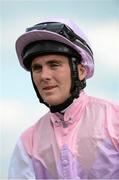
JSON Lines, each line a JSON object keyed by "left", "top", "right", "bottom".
{"left": 30, "top": 57, "right": 86, "bottom": 113}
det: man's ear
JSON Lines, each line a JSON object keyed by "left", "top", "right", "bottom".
{"left": 78, "top": 64, "right": 87, "bottom": 80}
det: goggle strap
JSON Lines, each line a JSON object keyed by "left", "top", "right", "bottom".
{"left": 26, "top": 22, "right": 93, "bottom": 58}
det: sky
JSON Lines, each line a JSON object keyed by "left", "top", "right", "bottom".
{"left": 0, "top": 0, "right": 119, "bottom": 178}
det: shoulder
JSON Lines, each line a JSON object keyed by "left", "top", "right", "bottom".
{"left": 87, "top": 95, "right": 119, "bottom": 151}
{"left": 20, "top": 112, "right": 51, "bottom": 155}
{"left": 22, "top": 111, "right": 51, "bottom": 136}
{"left": 87, "top": 95, "right": 119, "bottom": 125}
{"left": 87, "top": 94, "right": 119, "bottom": 110}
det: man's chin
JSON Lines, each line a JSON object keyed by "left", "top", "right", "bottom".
{"left": 44, "top": 99, "right": 63, "bottom": 106}
{"left": 43, "top": 95, "right": 70, "bottom": 106}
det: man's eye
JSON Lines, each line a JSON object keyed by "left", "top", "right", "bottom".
{"left": 50, "top": 63, "right": 60, "bottom": 67}
{"left": 32, "top": 65, "right": 42, "bottom": 71}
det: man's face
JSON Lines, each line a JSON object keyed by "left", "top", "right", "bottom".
{"left": 31, "top": 54, "right": 72, "bottom": 106}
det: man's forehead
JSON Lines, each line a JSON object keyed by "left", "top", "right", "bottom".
{"left": 32, "top": 54, "right": 68, "bottom": 64}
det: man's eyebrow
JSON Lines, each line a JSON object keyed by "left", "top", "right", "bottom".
{"left": 31, "top": 59, "right": 63, "bottom": 67}
{"left": 31, "top": 63, "right": 41, "bottom": 67}
{"left": 47, "top": 59, "right": 62, "bottom": 64}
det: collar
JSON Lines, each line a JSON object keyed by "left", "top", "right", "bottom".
{"left": 50, "top": 91, "right": 89, "bottom": 127}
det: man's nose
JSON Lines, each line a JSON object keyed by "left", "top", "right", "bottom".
{"left": 40, "top": 66, "right": 52, "bottom": 80}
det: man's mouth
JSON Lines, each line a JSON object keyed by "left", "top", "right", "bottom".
{"left": 43, "top": 85, "right": 57, "bottom": 91}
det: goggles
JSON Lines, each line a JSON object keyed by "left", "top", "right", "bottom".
{"left": 26, "top": 22, "right": 93, "bottom": 58}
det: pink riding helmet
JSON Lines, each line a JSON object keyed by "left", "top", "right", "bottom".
{"left": 16, "top": 18, "right": 94, "bottom": 79}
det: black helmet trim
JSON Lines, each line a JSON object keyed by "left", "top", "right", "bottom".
{"left": 69, "top": 57, "right": 86, "bottom": 97}
{"left": 22, "top": 40, "right": 80, "bottom": 70}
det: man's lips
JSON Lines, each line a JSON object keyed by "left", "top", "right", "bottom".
{"left": 43, "top": 85, "right": 57, "bottom": 91}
